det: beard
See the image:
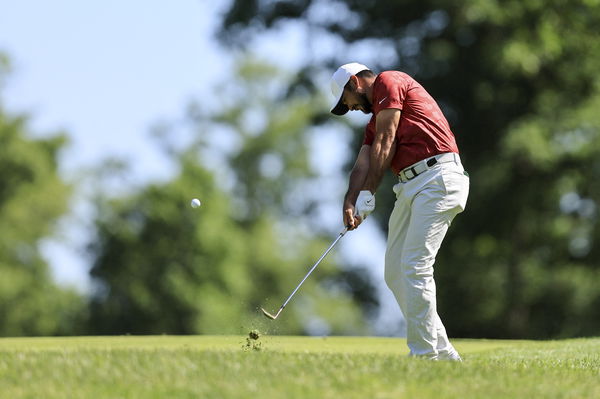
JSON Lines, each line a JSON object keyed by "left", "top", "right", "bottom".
{"left": 357, "top": 92, "right": 372, "bottom": 114}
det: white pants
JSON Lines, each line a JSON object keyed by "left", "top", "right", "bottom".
{"left": 384, "top": 155, "right": 469, "bottom": 358}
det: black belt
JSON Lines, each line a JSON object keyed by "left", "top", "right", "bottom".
{"left": 397, "top": 153, "right": 459, "bottom": 182}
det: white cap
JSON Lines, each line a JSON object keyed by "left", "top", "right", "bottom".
{"left": 330, "top": 62, "right": 370, "bottom": 115}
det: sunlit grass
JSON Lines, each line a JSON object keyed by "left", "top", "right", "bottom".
{"left": 0, "top": 335, "right": 598, "bottom": 398}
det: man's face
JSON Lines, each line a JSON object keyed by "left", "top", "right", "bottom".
{"left": 342, "top": 80, "right": 372, "bottom": 114}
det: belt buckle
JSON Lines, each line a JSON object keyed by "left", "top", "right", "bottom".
{"left": 403, "top": 166, "right": 417, "bottom": 180}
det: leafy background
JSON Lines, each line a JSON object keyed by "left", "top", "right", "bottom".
{"left": 1, "top": 0, "right": 599, "bottom": 339}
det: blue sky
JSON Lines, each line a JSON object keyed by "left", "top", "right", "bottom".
{"left": 1, "top": 0, "right": 224, "bottom": 178}
{"left": 1, "top": 0, "right": 401, "bottom": 334}
{"left": 1, "top": 0, "right": 231, "bottom": 288}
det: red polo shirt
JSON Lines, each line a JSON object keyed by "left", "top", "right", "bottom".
{"left": 363, "top": 71, "right": 459, "bottom": 174}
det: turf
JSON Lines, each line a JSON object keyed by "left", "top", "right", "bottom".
{"left": 0, "top": 335, "right": 598, "bottom": 398}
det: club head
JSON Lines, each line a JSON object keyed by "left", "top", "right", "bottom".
{"left": 260, "top": 307, "right": 280, "bottom": 320}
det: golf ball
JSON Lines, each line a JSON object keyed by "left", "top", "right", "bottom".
{"left": 191, "top": 198, "right": 201, "bottom": 208}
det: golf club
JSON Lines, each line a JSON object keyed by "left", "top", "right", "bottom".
{"left": 261, "top": 226, "right": 349, "bottom": 320}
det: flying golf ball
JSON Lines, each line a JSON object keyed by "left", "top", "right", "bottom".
{"left": 190, "top": 198, "right": 201, "bottom": 208}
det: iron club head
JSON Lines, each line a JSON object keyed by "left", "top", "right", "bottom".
{"left": 260, "top": 307, "right": 282, "bottom": 320}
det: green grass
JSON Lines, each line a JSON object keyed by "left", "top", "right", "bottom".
{"left": 0, "top": 335, "right": 598, "bottom": 398}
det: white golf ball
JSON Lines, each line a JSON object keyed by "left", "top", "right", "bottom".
{"left": 191, "top": 198, "right": 201, "bottom": 208}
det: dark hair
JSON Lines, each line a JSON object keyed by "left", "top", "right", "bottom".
{"left": 344, "top": 69, "right": 375, "bottom": 90}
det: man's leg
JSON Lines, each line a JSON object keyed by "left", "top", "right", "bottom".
{"left": 435, "top": 313, "right": 461, "bottom": 360}
{"left": 400, "top": 172, "right": 466, "bottom": 358}
{"left": 384, "top": 183, "right": 411, "bottom": 318}
{"left": 385, "top": 179, "right": 461, "bottom": 358}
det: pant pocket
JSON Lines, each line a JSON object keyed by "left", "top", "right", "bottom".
{"left": 441, "top": 170, "right": 469, "bottom": 212}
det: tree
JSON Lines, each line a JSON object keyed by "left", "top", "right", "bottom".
{"left": 218, "top": 0, "right": 600, "bottom": 338}
{"left": 86, "top": 60, "right": 376, "bottom": 335}
{"left": 0, "top": 54, "right": 85, "bottom": 336}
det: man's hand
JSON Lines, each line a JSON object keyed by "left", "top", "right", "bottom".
{"left": 355, "top": 190, "right": 375, "bottom": 220}
{"left": 343, "top": 200, "right": 362, "bottom": 230}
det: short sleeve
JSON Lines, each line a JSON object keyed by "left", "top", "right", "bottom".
{"left": 372, "top": 71, "right": 408, "bottom": 115}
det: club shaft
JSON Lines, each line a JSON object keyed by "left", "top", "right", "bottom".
{"left": 278, "top": 227, "right": 348, "bottom": 311}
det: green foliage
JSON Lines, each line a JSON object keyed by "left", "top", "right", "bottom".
{"left": 198, "top": 58, "right": 325, "bottom": 221}
{"left": 0, "top": 69, "right": 85, "bottom": 336}
{"left": 87, "top": 61, "right": 371, "bottom": 335}
{"left": 219, "top": 0, "right": 600, "bottom": 338}
{"left": 87, "top": 155, "right": 366, "bottom": 335}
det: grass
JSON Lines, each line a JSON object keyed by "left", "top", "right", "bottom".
{"left": 0, "top": 335, "right": 598, "bottom": 398}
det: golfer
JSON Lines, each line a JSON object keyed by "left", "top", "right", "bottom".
{"left": 331, "top": 63, "right": 469, "bottom": 360}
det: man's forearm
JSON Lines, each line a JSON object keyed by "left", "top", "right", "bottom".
{"left": 344, "top": 145, "right": 371, "bottom": 205}
{"left": 363, "top": 108, "right": 400, "bottom": 193}
{"left": 345, "top": 164, "right": 369, "bottom": 205}
{"left": 363, "top": 137, "right": 395, "bottom": 193}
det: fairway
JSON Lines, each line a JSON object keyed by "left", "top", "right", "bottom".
{"left": 1, "top": 335, "right": 599, "bottom": 398}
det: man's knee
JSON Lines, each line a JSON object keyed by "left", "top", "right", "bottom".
{"left": 402, "top": 260, "right": 435, "bottom": 280}
{"left": 384, "top": 262, "right": 402, "bottom": 292}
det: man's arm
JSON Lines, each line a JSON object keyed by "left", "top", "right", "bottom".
{"left": 343, "top": 145, "right": 370, "bottom": 230}
{"left": 362, "top": 108, "right": 400, "bottom": 193}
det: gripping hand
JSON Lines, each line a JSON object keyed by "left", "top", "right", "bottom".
{"left": 355, "top": 190, "right": 375, "bottom": 219}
